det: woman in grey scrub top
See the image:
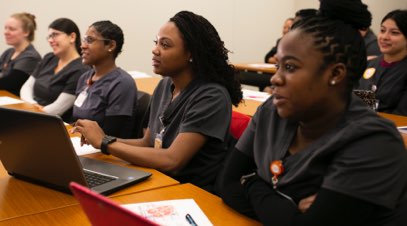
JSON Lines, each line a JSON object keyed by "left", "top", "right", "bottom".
{"left": 218, "top": 0, "right": 407, "bottom": 225}
{"left": 20, "top": 18, "right": 87, "bottom": 121}
{"left": 72, "top": 11, "right": 242, "bottom": 192}
{"left": 0, "top": 12, "right": 41, "bottom": 96}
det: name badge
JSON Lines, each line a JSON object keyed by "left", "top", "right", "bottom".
{"left": 74, "top": 90, "right": 88, "bottom": 107}
{"left": 154, "top": 133, "right": 162, "bottom": 149}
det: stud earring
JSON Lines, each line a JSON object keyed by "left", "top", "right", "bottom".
{"left": 189, "top": 58, "right": 193, "bottom": 63}
{"left": 108, "top": 49, "right": 112, "bottom": 52}
{"left": 331, "top": 80, "right": 336, "bottom": 85}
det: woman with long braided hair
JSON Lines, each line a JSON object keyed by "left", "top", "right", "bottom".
{"left": 218, "top": 0, "right": 407, "bottom": 225}
{"left": 73, "top": 11, "right": 242, "bottom": 193}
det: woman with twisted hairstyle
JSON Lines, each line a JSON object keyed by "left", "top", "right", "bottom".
{"left": 218, "top": 0, "right": 407, "bottom": 225}
{"left": 73, "top": 11, "right": 242, "bottom": 192}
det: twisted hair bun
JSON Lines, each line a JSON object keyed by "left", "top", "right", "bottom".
{"left": 319, "top": 0, "right": 371, "bottom": 29}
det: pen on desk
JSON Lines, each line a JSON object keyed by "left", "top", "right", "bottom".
{"left": 185, "top": 213, "right": 198, "bottom": 226}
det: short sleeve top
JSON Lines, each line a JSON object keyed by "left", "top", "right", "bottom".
{"left": 0, "top": 44, "right": 41, "bottom": 77}
{"left": 32, "top": 53, "right": 89, "bottom": 106}
{"left": 73, "top": 67, "right": 137, "bottom": 127}
{"left": 236, "top": 94, "right": 407, "bottom": 209}
{"left": 148, "top": 77, "right": 232, "bottom": 190}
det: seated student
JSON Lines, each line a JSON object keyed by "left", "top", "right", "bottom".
{"left": 359, "top": 28, "right": 380, "bottom": 60}
{"left": 72, "top": 11, "right": 242, "bottom": 192}
{"left": 264, "top": 18, "right": 294, "bottom": 64}
{"left": 0, "top": 12, "right": 41, "bottom": 96}
{"left": 218, "top": 1, "right": 407, "bottom": 225}
{"left": 264, "top": 9, "right": 317, "bottom": 95}
{"left": 72, "top": 21, "right": 137, "bottom": 138}
{"left": 358, "top": 9, "right": 407, "bottom": 116}
{"left": 20, "top": 18, "right": 88, "bottom": 121}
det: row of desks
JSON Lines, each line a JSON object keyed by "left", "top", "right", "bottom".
{"left": 1, "top": 72, "right": 406, "bottom": 225}
{"left": 0, "top": 89, "right": 261, "bottom": 225}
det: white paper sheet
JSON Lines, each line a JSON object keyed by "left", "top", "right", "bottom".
{"left": 70, "top": 137, "right": 100, "bottom": 156}
{"left": 0, "top": 96, "right": 24, "bottom": 105}
{"left": 122, "top": 199, "right": 212, "bottom": 226}
{"left": 242, "top": 89, "right": 271, "bottom": 102}
{"left": 128, "top": 70, "right": 153, "bottom": 79}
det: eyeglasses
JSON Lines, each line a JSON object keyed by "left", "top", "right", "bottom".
{"left": 46, "top": 32, "right": 64, "bottom": 41}
{"left": 82, "top": 35, "right": 111, "bottom": 45}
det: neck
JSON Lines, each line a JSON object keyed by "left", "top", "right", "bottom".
{"left": 170, "top": 70, "right": 194, "bottom": 99}
{"left": 290, "top": 98, "right": 347, "bottom": 155}
{"left": 383, "top": 49, "right": 407, "bottom": 63}
{"left": 93, "top": 59, "right": 117, "bottom": 79}
{"left": 13, "top": 40, "right": 30, "bottom": 56}
{"left": 58, "top": 48, "right": 80, "bottom": 66}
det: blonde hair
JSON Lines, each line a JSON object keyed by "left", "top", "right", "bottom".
{"left": 11, "top": 12, "right": 37, "bottom": 41}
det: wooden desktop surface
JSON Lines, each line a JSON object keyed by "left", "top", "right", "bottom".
{"left": 0, "top": 183, "right": 261, "bottom": 226}
{"left": 234, "top": 63, "right": 277, "bottom": 74}
{"left": 0, "top": 90, "right": 179, "bottom": 221}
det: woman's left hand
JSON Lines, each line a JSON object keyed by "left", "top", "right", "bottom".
{"left": 70, "top": 119, "right": 105, "bottom": 149}
{"left": 298, "top": 194, "right": 317, "bottom": 213}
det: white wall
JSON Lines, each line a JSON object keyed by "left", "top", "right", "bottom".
{"left": 294, "top": 0, "right": 407, "bottom": 35}
{"left": 1, "top": 0, "right": 406, "bottom": 75}
{"left": 0, "top": 0, "right": 294, "bottom": 75}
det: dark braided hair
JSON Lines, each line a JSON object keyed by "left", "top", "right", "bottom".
{"left": 292, "top": 0, "right": 371, "bottom": 95}
{"left": 49, "top": 18, "right": 81, "bottom": 54}
{"left": 170, "top": 11, "right": 242, "bottom": 106}
{"left": 91, "top": 21, "right": 124, "bottom": 59}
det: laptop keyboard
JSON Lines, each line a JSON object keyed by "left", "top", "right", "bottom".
{"left": 83, "top": 169, "right": 117, "bottom": 188}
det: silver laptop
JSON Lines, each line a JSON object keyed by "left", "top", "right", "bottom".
{"left": 0, "top": 107, "right": 151, "bottom": 195}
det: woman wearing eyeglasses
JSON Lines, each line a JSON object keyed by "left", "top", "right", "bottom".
{"left": 20, "top": 18, "right": 88, "bottom": 121}
{"left": 72, "top": 21, "right": 137, "bottom": 138}
{"left": 0, "top": 12, "right": 41, "bottom": 96}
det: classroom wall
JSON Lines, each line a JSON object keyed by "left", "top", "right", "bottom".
{"left": 0, "top": 0, "right": 294, "bottom": 75}
{"left": 1, "top": 0, "right": 406, "bottom": 76}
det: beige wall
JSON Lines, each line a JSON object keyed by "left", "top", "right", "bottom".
{"left": 0, "top": 0, "right": 294, "bottom": 75}
{"left": 1, "top": 0, "right": 406, "bottom": 75}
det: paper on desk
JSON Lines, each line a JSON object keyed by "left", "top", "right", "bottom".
{"left": 0, "top": 96, "right": 24, "bottom": 105}
{"left": 122, "top": 199, "right": 213, "bottom": 226}
{"left": 243, "top": 89, "right": 271, "bottom": 102}
{"left": 248, "top": 63, "right": 276, "bottom": 69}
{"left": 398, "top": 126, "right": 407, "bottom": 134}
{"left": 70, "top": 137, "right": 100, "bottom": 156}
{"left": 128, "top": 70, "right": 153, "bottom": 79}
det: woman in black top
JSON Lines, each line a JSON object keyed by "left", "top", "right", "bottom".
{"left": 218, "top": 0, "right": 407, "bottom": 225}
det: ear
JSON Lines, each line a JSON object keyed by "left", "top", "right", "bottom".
{"left": 69, "top": 32, "right": 77, "bottom": 44}
{"left": 328, "top": 63, "right": 346, "bottom": 86}
{"left": 107, "top": 40, "right": 117, "bottom": 53}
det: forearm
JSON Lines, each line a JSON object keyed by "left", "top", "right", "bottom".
{"left": 42, "top": 93, "right": 76, "bottom": 116}
{"left": 20, "top": 76, "right": 37, "bottom": 104}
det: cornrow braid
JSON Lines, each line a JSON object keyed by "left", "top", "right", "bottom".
{"left": 292, "top": 13, "right": 368, "bottom": 94}
{"left": 170, "top": 11, "right": 242, "bottom": 106}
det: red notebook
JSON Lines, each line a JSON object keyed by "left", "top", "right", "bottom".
{"left": 70, "top": 182, "right": 159, "bottom": 226}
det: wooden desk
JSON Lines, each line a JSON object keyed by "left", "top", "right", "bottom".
{"left": 0, "top": 184, "right": 261, "bottom": 226}
{"left": 0, "top": 154, "right": 178, "bottom": 221}
{"left": 135, "top": 77, "right": 161, "bottom": 95}
{"left": 234, "top": 63, "right": 277, "bottom": 74}
{"left": 0, "top": 90, "right": 179, "bottom": 221}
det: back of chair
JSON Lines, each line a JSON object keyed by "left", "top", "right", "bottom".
{"left": 131, "top": 91, "right": 151, "bottom": 138}
{"left": 230, "top": 111, "right": 251, "bottom": 140}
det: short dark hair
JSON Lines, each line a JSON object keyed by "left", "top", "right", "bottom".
{"left": 170, "top": 11, "right": 242, "bottom": 106}
{"left": 49, "top": 18, "right": 81, "bottom": 54}
{"left": 90, "top": 21, "right": 124, "bottom": 59}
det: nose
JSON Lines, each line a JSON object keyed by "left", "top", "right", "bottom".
{"left": 270, "top": 69, "right": 284, "bottom": 87}
{"left": 152, "top": 45, "right": 159, "bottom": 56}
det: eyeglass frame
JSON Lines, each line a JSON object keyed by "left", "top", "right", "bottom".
{"left": 82, "top": 35, "right": 111, "bottom": 45}
{"left": 46, "top": 32, "right": 65, "bottom": 41}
